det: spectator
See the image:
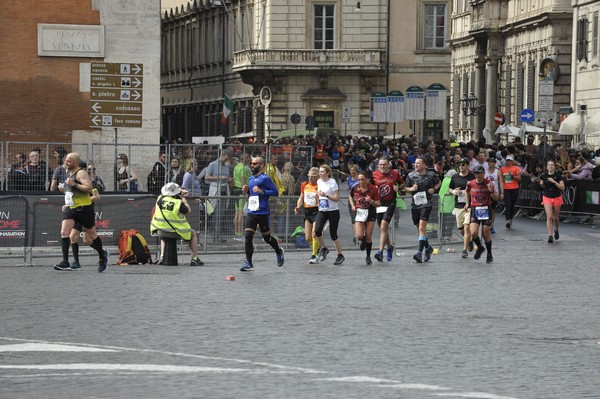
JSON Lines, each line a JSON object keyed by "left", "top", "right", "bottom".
{"left": 167, "top": 156, "right": 185, "bottom": 186}
{"left": 205, "top": 148, "right": 233, "bottom": 242}
{"left": 181, "top": 159, "right": 202, "bottom": 197}
{"left": 7, "top": 154, "right": 29, "bottom": 190}
{"left": 147, "top": 151, "right": 167, "bottom": 194}
{"left": 87, "top": 163, "right": 105, "bottom": 192}
{"left": 116, "top": 154, "right": 138, "bottom": 192}
{"left": 50, "top": 146, "right": 68, "bottom": 191}
{"left": 25, "top": 150, "right": 50, "bottom": 191}
{"left": 567, "top": 156, "right": 593, "bottom": 180}
{"left": 233, "top": 154, "right": 251, "bottom": 241}
{"left": 500, "top": 155, "right": 521, "bottom": 229}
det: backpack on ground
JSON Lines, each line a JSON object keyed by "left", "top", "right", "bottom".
{"left": 117, "top": 229, "right": 153, "bottom": 265}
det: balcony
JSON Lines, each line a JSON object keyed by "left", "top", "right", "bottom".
{"left": 232, "top": 49, "right": 384, "bottom": 72}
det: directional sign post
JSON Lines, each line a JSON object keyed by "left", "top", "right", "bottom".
{"left": 520, "top": 108, "right": 535, "bottom": 124}
{"left": 90, "top": 62, "right": 143, "bottom": 128}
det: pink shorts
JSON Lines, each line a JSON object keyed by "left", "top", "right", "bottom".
{"left": 542, "top": 195, "right": 563, "bottom": 206}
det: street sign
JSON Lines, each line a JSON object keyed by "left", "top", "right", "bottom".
{"left": 538, "top": 81, "right": 554, "bottom": 112}
{"left": 342, "top": 106, "right": 350, "bottom": 123}
{"left": 494, "top": 112, "right": 504, "bottom": 125}
{"left": 520, "top": 108, "right": 535, "bottom": 123}
{"left": 290, "top": 113, "right": 301, "bottom": 125}
{"left": 90, "top": 62, "right": 143, "bottom": 128}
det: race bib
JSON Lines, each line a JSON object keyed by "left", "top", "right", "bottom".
{"left": 64, "top": 192, "right": 74, "bottom": 206}
{"left": 248, "top": 195, "right": 259, "bottom": 211}
{"left": 503, "top": 173, "right": 513, "bottom": 183}
{"left": 475, "top": 206, "right": 490, "bottom": 220}
{"left": 457, "top": 191, "right": 466, "bottom": 203}
{"left": 356, "top": 208, "right": 368, "bottom": 222}
{"left": 319, "top": 198, "right": 330, "bottom": 209}
{"left": 413, "top": 191, "right": 428, "bottom": 206}
{"left": 304, "top": 192, "right": 317, "bottom": 207}
{"left": 376, "top": 206, "right": 388, "bottom": 214}
{"left": 332, "top": 159, "right": 340, "bottom": 168}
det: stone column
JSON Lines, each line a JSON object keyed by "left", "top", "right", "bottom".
{"left": 485, "top": 56, "right": 499, "bottom": 141}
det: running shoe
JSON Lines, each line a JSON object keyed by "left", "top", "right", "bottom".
{"left": 98, "top": 250, "right": 109, "bottom": 273}
{"left": 413, "top": 252, "right": 423, "bottom": 263}
{"left": 309, "top": 256, "right": 319, "bottom": 264}
{"left": 70, "top": 261, "right": 81, "bottom": 271}
{"left": 490, "top": 227, "right": 496, "bottom": 234}
{"left": 233, "top": 236, "right": 244, "bottom": 242}
{"left": 190, "top": 257, "right": 204, "bottom": 266}
{"left": 554, "top": 229, "right": 559, "bottom": 240}
{"left": 374, "top": 250, "right": 384, "bottom": 262}
{"left": 53, "top": 261, "right": 71, "bottom": 271}
{"left": 318, "top": 247, "right": 330, "bottom": 262}
{"left": 365, "top": 257, "right": 372, "bottom": 265}
{"left": 486, "top": 255, "right": 493, "bottom": 264}
{"left": 240, "top": 260, "right": 254, "bottom": 272}
{"left": 505, "top": 221, "right": 512, "bottom": 229}
{"left": 386, "top": 245, "right": 395, "bottom": 261}
{"left": 333, "top": 254, "right": 345, "bottom": 265}
{"left": 474, "top": 247, "right": 485, "bottom": 260}
{"left": 353, "top": 237, "right": 357, "bottom": 246}
{"left": 423, "top": 246, "right": 433, "bottom": 262}
{"left": 548, "top": 236, "right": 554, "bottom": 244}
{"left": 359, "top": 239, "right": 366, "bottom": 251}
{"left": 461, "top": 250, "right": 468, "bottom": 258}
{"left": 276, "top": 248, "right": 285, "bottom": 267}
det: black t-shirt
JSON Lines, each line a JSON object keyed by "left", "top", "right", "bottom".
{"left": 449, "top": 172, "right": 476, "bottom": 207}
{"left": 540, "top": 172, "right": 563, "bottom": 199}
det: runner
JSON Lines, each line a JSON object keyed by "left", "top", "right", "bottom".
{"left": 371, "top": 157, "right": 404, "bottom": 262}
{"left": 349, "top": 172, "right": 381, "bottom": 265}
{"left": 294, "top": 167, "right": 321, "bottom": 263}
{"left": 484, "top": 157, "right": 504, "bottom": 234}
{"left": 314, "top": 164, "right": 345, "bottom": 265}
{"left": 464, "top": 165, "right": 499, "bottom": 263}
{"left": 539, "top": 159, "right": 565, "bottom": 243}
{"left": 501, "top": 155, "right": 521, "bottom": 228}
{"left": 448, "top": 158, "right": 475, "bottom": 258}
{"left": 240, "top": 156, "right": 285, "bottom": 271}
{"left": 404, "top": 157, "right": 441, "bottom": 263}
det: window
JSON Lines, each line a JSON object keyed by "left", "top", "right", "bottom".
{"left": 314, "top": 4, "right": 335, "bottom": 50}
{"left": 577, "top": 18, "right": 588, "bottom": 62}
{"left": 593, "top": 12, "right": 598, "bottom": 58}
{"left": 424, "top": 3, "right": 447, "bottom": 49}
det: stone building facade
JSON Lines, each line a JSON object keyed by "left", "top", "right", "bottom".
{"left": 161, "top": 0, "right": 452, "bottom": 141}
{"left": 449, "top": 0, "right": 573, "bottom": 142}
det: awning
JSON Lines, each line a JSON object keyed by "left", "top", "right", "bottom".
{"left": 494, "top": 125, "right": 520, "bottom": 136}
{"left": 558, "top": 113, "right": 581, "bottom": 135}
{"left": 519, "top": 125, "right": 560, "bottom": 135}
{"left": 229, "top": 131, "right": 255, "bottom": 139}
{"left": 584, "top": 113, "right": 600, "bottom": 135}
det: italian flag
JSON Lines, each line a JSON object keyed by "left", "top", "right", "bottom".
{"left": 586, "top": 191, "right": 600, "bottom": 205}
{"left": 221, "top": 94, "right": 234, "bottom": 125}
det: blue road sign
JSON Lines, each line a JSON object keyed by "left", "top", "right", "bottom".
{"left": 520, "top": 108, "right": 535, "bottom": 123}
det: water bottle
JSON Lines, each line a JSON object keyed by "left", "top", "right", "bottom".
{"left": 446, "top": 248, "right": 456, "bottom": 253}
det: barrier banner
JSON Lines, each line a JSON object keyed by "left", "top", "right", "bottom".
{"left": 0, "top": 196, "right": 28, "bottom": 247}
{"left": 516, "top": 176, "right": 600, "bottom": 214}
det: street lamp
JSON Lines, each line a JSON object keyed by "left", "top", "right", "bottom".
{"left": 460, "top": 93, "right": 485, "bottom": 116}
{"left": 355, "top": 1, "right": 362, "bottom": 12}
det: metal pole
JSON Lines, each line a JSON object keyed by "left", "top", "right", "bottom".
{"left": 393, "top": 122, "right": 396, "bottom": 140}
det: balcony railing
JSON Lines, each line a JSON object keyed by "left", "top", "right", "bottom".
{"left": 232, "top": 49, "right": 384, "bottom": 71}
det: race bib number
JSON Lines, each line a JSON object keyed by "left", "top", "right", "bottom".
{"left": 319, "top": 199, "right": 330, "bottom": 209}
{"left": 304, "top": 192, "right": 317, "bottom": 207}
{"left": 457, "top": 191, "right": 466, "bottom": 203}
{"left": 248, "top": 195, "right": 260, "bottom": 211}
{"left": 413, "top": 191, "right": 428, "bottom": 206}
{"left": 475, "top": 206, "right": 490, "bottom": 220}
{"left": 356, "top": 208, "right": 368, "bottom": 222}
{"left": 332, "top": 159, "right": 340, "bottom": 168}
{"left": 376, "top": 206, "right": 388, "bottom": 214}
{"left": 503, "top": 173, "right": 513, "bottom": 183}
{"left": 64, "top": 192, "right": 74, "bottom": 206}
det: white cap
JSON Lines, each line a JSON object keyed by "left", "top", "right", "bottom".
{"left": 161, "top": 182, "right": 181, "bottom": 196}
{"left": 506, "top": 155, "right": 514, "bottom": 161}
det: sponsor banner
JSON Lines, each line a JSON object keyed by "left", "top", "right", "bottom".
{"left": 0, "top": 197, "right": 28, "bottom": 247}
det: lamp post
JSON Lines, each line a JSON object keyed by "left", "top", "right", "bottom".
{"left": 460, "top": 93, "right": 485, "bottom": 116}
{"left": 212, "top": 0, "right": 227, "bottom": 136}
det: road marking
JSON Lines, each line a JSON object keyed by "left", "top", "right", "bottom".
{"left": 0, "top": 337, "right": 521, "bottom": 398}
{"left": 0, "top": 364, "right": 248, "bottom": 373}
{"left": 0, "top": 343, "right": 117, "bottom": 352}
